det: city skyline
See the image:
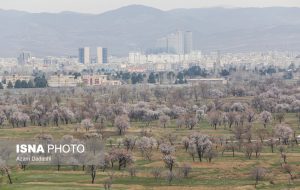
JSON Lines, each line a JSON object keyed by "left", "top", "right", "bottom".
{"left": 0, "top": 0, "right": 300, "bottom": 14}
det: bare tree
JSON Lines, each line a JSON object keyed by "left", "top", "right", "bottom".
{"left": 207, "top": 111, "right": 221, "bottom": 130}
{"left": 226, "top": 112, "right": 237, "bottom": 128}
{"left": 136, "top": 136, "right": 156, "bottom": 160}
{"left": 84, "top": 133, "right": 103, "bottom": 156}
{"left": 160, "top": 143, "right": 175, "bottom": 156}
{"left": 188, "top": 132, "right": 212, "bottom": 162}
{"left": 275, "top": 124, "right": 293, "bottom": 145}
{"left": 282, "top": 164, "right": 294, "bottom": 184}
{"left": 17, "top": 153, "right": 30, "bottom": 171}
{"left": 180, "top": 163, "right": 192, "bottom": 178}
{"left": 195, "top": 109, "right": 205, "bottom": 123}
{"left": 251, "top": 167, "right": 266, "bottom": 188}
{"left": 51, "top": 152, "right": 64, "bottom": 171}
{"left": 231, "top": 102, "right": 245, "bottom": 112}
{"left": 123, "top": 136, "right": 137, "bottom": 151}
{"left": 81, "top": 118, "right": 94, "bottom": 132}
{"left": 86, "top": 154, "right": 103, "bottom": 184}
{"left": 181, "top": 137, "right": 190, "bottom": 152}
{"left": 165, "top": 133, "right": 177, "bottom": 145}
{"left": 245, "top": 143, "right": 253, "bottom": 159}
{"left": 256, "top": 128, "right": 269, "bottom": 143}
{"left": 275, "top": 112, "right": 285, "bottom": 123}
{"left": 166, "top": 171, "right": 176, "bottom": 185}
{"left": 51, "top": 109, "right": 61, "bottom": 126}
{"left": 151, "top": 168, "right": 162, "bottom": 180}
{"left": 59, "top": 106, "right": 74, "bottom": 125}
{"left": 245, "top": 109, "right": 256, "bottom": 123}
{"left": 176, "top": 117, "right": 185, "bottom": 128}
{"left": 103, "top": 171, "right": 114, "bottom": 190}
{"left": 163, "top": 155, "right": 176, "bottom": 172}
{"left": 253, "top": 142, "right": 262, "bottom": 158}
{"left": 222, "top": 140, "right": 237, "bottom": 157}
{"left": 159, "top": 114, "right": 170, "bottom": 128}
{"left": 0, "top": 111, "right": 6, "bottom": 127}
{"left": 0, "top": 159, "right": 12, "bottom": 184}
{"left": 260, "top": 111, "right": 272, "bottom": 128}
{"left": 11, "top": 111, "right": 30, "bottom": 128}
{"left": 128, "top": 166, "right": 137, "bottom": 178}
{"left": 267, "top": 138, "right": 277, "bottom": 153}
{"left": 110, "top": 149, "right": 134, "bottom": 170}
{"left": 204, "top": 149, "right": 218, "bottom": 162}
{"left": 114, "top": 115, "right": 130, "bottom": 135}
{"left": 184, "top": 114, "right": 198, "bottom": 130}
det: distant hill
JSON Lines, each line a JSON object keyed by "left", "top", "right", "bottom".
{"left": 1, "top": 5, "right": 300, "bottom": 57}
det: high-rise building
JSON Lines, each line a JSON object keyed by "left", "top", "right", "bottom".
{"left": 78, "top": 47, "right": 90, "bottom": 64}
{"left": 167, "top": 31, "right": 184, "bottom": 54}
{"left": 184, "top": 31, "right": 193, "bottom": 54}
{"left": 177, "top": 30, "right": 184, "bottom": 55}
{"left": 102, "top": 48, "right": 108, "bottom": 64}
{"left": 156, "top": 30, "right": 193, "bottom": 55}
{"left": 167, "top": 33, "right": 178, "bottom": 54}
{"left": 96, "top": 47, "right": 103, "bottom": 64}
{"left": 96, "top": 47, "right": 108, "bottom": 64}
{"left": 18, "top": 51, "right": 31, "bottom": 64}
{"left": 155, "top": 37, "right": 168, "bottom": 52}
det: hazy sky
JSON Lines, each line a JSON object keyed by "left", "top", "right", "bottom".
{"left": 0, "top": 0, "right": 300, "bottom": 13}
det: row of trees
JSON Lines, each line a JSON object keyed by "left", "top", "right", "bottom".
{"left": 0, "top": 75, "right": 48, "bottom": 89}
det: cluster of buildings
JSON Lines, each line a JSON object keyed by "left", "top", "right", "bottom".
{"left": 0, "top": 74, "right": 121, "bottom": 88}
{"left": 210, "top": 51, "right": 299, "bottom": 70}
{"left": 128, "top": 51, "right": 202, "bottom": 65}
{"left": 1, "top": 74, "right": 32, "bottom": 86}
{"left": 155, "top": 30, "right": 193, "bottom": 54}
{"left": 48, "top": 74, "right": 121, "bottom": 87}
{"left": 11, "top": 49, "right": 300, "bottom": 71}
{"left": 79, "top": 47, "right": 108, "bottom": 64}
{"left": 5, "top": 29, "right": 300, "bottom": 79}
{"left": 17, "top": 51, "right": 32, "bottom": 65}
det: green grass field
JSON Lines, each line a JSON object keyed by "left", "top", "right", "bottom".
{"left": 0, "top": 111, "right": 300, "bottom": 190}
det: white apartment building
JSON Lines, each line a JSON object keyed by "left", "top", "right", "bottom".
{"left": 79, "top": 47, "right": 90, "bottom": 64}
{"left": 48, "top": 75, "right": 82, "bottom": 87}
{"left": 128, "top": 51, "right": 202, "bottom": 65}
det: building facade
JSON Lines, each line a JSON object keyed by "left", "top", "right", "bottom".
{"left": 1, "top": 74, "right": 32, "bottom": 86}
{"left": 82, "top": 74, "right": 120, "bottom": 86}
{"left": 18, "top": 51, "right": 32, "bottom": 64}
{"left": 79, "top": 47, "right": 90, "bottom": 64}
{"left": 184, "top": 31, "right": 193, "bottom": 54}
{"left": 156, "top": 31, "right": 193, "bottom": 55}
{"left": 48, "top": 75, "right": 82, "bottom": 87}
{"left": 97, "top": 47, "right": 108, "bottom": 64}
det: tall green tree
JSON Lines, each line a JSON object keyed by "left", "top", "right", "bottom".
{"left": 27, "top": 80, "right": 34, "bottom": 88}
{"left": 7, "top": 81, "right": 13, "bottom": 89}
{"left": 175, "top": 72, "right": 186, "bottom": 84}
{"left": 34, "top": 75, "right": 48, "bottom": 88}
{"left": 14, "top": 80, "right": 22, "bottom": 88}
{"left": 148, "top": 72, "right": 156, "bottom": 84}
{"left": 21, "top": 80, "right": 28, "bottom": 88}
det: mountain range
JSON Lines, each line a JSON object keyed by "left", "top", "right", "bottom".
{"left": 1, "top": 5, "right": 300, "bottom": 57}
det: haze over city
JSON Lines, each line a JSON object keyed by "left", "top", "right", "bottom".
{"left": 1, "top": 0, "right": 300, "bottom": 13}
{"left": 0, "top": 1, "right": 300, "bottom": 190}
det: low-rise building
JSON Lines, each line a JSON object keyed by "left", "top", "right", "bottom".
{"left": 48, "top": 75, "right": 82, "bottom": 87}
{"left": 82, "top": 74, "right": 108, "bottom": 86}
{"left": 2, "top": 74, "right": 32, "bottom": 84}
{"left": 82, "top": 74, "right": 121, "bottom": 86}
